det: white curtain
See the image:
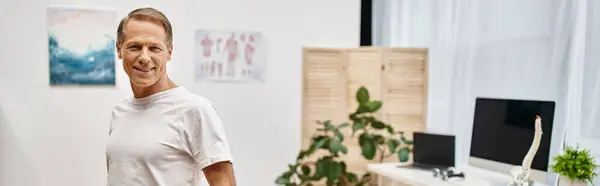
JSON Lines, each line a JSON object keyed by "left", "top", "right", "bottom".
{"left": 371, "top": 0, "right": 430, "bottom": 47}
{"left": 373, "top": 0, "right": 600, "bottom": 185}
{"left": 579, "top": 1, "right": 600, "bottom": 184}
{"left": 580, "top": 0, "right": 600, "bottom": 141}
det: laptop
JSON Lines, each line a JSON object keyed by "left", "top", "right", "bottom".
{"left": 400, "top": 132, "right": 456, "bottom": 170}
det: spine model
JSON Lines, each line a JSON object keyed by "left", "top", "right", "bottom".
{"left": 512, "top": 115, "right": 543, "bottom": 185}
{"left": 522, "top": 115, "right": 543, "bottom": 172}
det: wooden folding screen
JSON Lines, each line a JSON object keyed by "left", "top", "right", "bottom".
{"left": 301, "top": 46, "right": 429, "bottom": 177}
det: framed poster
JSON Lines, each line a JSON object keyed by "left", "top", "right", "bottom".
{"left": 47, "top": 6, "right": 117, "bottom": 85}
{"left": 194, "top": 29, "right": 266, "bottom": 83}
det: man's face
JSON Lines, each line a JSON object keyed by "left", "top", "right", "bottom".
{"left": 117, "top": 19, "right": 172, "bottom": 87}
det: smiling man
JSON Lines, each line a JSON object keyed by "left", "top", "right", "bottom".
{"left": 105, "top": 7, "right": 236, "bottom": 186}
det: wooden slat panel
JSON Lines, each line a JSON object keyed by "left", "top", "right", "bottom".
{"left": 301, "top": 48, "right": 348, "bottom": 186}
{"left": 299, "top": 47, "right": 429, "bottom": 185}
{"left": 301, "top": 48, "right": 348, "bottom": 148}
{"left": 345, "top": 47, "right": 383, "bottom": 114}
{"left": 341, "top": 47, "right": 385, "bottom": 176}
{"left": 381, "top": 48, "right": 429, "bottom": 163}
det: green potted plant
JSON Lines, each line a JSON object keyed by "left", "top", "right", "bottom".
{"left": 275, "top": 86, "right": 413, "bottom": 186}
{"left": 550, "top": 145, "right": 599, "bottom": 186}
{"left": 274, "top": 120, "right": 373, "bottom": 186}
{"left": 350, "top": 86, "right": 413, "bottom": 164}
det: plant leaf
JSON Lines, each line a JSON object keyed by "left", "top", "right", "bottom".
{"left": 359, "top": 173, "right": 372, "bottom": 184}
{"left": 352, "top": 121, "right": 365, "bottom": 134}
{"left": 373, "top": 135, "right": 386, "bottom": 145}
{"left": 398, "top": 148, "right": 410, "bottom": 162}
{"left": 345, "top": 172, "right": 358, "bottom": 183}
{"left": 362, "top": 142, "right": 377, "bottom": 160}
{"left": 307, "top": 136, "right": 328, "bottom": 155}
{"left": 366, "top": 101, "right": 383, "bottom": 112}
{"left": 275, "top": 176, "right": 290, "bottom": 184}
{"left": 276, "top": 171, "right": 294, "bottom": 184}
{"left": 371, "top": 121, "right": 386, "bottom": 129}
{"left": 356, "top": 104, "right": 370, "bottom": 114}
{"left": 359, "top": 133, "right": 376, "bottom": 160}
{"left": 356, "top": 87, "right": 369, "bottom": 103}
{"left": 288, "top": 164, "right": 297, "bottom": 172}
{"left": 400, "top": 136, "right": 413, "bottom": 145}
{"left": 386, "top": 125, "right": 394, "bottom": 134}
{"left": 334, "top": 129, "right": 344, "bottom": 141}
{"left": 358, "top": 133, "right": 368, "bottom": 146}
{"left": 301, "top": 165, "right": 310, "bottom": 175}
{"left": 338, "top": 122, "right": 350, "bottom": 129}
{"left": 365, "top": 116, "right": 376, "bottom": 123}
{"left": 328, "top": 138, "right": 344, "bottom": 154}
{"left": 349, "top": 113, "right": 358, "bottom": 120}
{"left": 324, "top": 120, "right": 335, "bottom": 130}
{"left": 314, "top": 136, "right": 328, "bottom": 148}
{"left": 315, "top": 157, "right": 342, "bottom": 183}
{"left": 387, "top": 139, "right": 400, "bottom": 153}
{"left": 314, "top": 158, "right": 327, "bottom": 179}
{"left": 297, "top": 150, "right": 306, "bottom": 160}
{"left": 341, "top": 146, "right": 348, "bottom": 154}
{"left": 330, "top": 162, "right": 343, "bottom": 180}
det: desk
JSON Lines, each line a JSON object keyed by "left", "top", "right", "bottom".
{"left": 367, "top": 163, "right": 550, "bottom": 186}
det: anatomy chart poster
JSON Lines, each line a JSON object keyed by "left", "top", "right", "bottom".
{"left": 194, "top": 29, "right": 267, "bottom": 83}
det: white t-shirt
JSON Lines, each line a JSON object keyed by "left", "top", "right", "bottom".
{"left": 106, "top": 86, "right": 233, "bottom": 186}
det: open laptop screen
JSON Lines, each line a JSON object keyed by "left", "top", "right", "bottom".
{"left": 413, "top": 132, "right": 456, "bottom": 167}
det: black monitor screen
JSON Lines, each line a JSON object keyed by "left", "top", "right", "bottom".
{"left": 470, "top": 97, "right": 555, "bottom": 171}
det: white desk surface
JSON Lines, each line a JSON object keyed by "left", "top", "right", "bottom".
{"left": 367, "top": 163, "right": 550, "bottom": 186}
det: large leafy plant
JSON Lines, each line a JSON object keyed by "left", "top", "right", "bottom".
{"left": 550, "top": 145, "right": 599, "bottom": 184}
{"left": 274, "top": 120, "right": 372, "bottom": 186}
{"left": 351, "top": 87, "right": 413, "bottom": 163}
{"left": 275, "top": 86, "right": 414, "bottom": 186}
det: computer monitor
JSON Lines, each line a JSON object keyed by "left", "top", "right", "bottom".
{"left": 468, "top": 97, "right": 555, "bottom": 184}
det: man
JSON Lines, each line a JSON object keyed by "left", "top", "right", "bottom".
{"left": 105, "top": 7, "right": 236, "bottom": 186}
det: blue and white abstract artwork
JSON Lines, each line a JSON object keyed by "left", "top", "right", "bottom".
{"left": 47, "top": 6, "right": 116, "bottom": 85}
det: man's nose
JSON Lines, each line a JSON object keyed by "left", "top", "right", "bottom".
{"left": 138, "top": 48, "right": 151, "bottom": 63}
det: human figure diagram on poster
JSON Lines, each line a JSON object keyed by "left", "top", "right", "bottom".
{"left": 195, "top": 29, "right": 265, "bottom": 83}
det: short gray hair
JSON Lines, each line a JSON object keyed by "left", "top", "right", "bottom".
{"left": 116, "top": 7, "right": 173, "bottom": 46}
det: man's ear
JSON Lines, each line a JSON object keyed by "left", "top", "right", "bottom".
{"left": 167, "top": 44, "right": 173, "bottom": 61}
{"left": 116, "top": 42, "right": 122, "bottom": 59}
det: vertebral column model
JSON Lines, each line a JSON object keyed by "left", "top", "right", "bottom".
{"left": 510, "top": 115, "right": 542, "bottom": 186}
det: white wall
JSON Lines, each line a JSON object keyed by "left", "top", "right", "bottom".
{"left": 0, "top": 0, "right": 360, "bottom": 185}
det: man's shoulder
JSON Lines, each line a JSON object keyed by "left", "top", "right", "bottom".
{"left": 175, "top": 90, "right": 216, "bottom": 111}
{"left": 165, "top": 90, "right": 221, "bottom": 125}
{"left": 152, "top": 87, "right": 218, "bottom": 116}
{"left": 109, "top": 96, "right": 135, "bottom": 114}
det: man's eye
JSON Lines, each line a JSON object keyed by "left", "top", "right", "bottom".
{"left": 151, "top": 47, "right": 162, "bottom": 51}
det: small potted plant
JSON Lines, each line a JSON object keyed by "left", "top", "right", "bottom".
{"left": 550, "top": 145, "right": 599, "bottom": 186}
